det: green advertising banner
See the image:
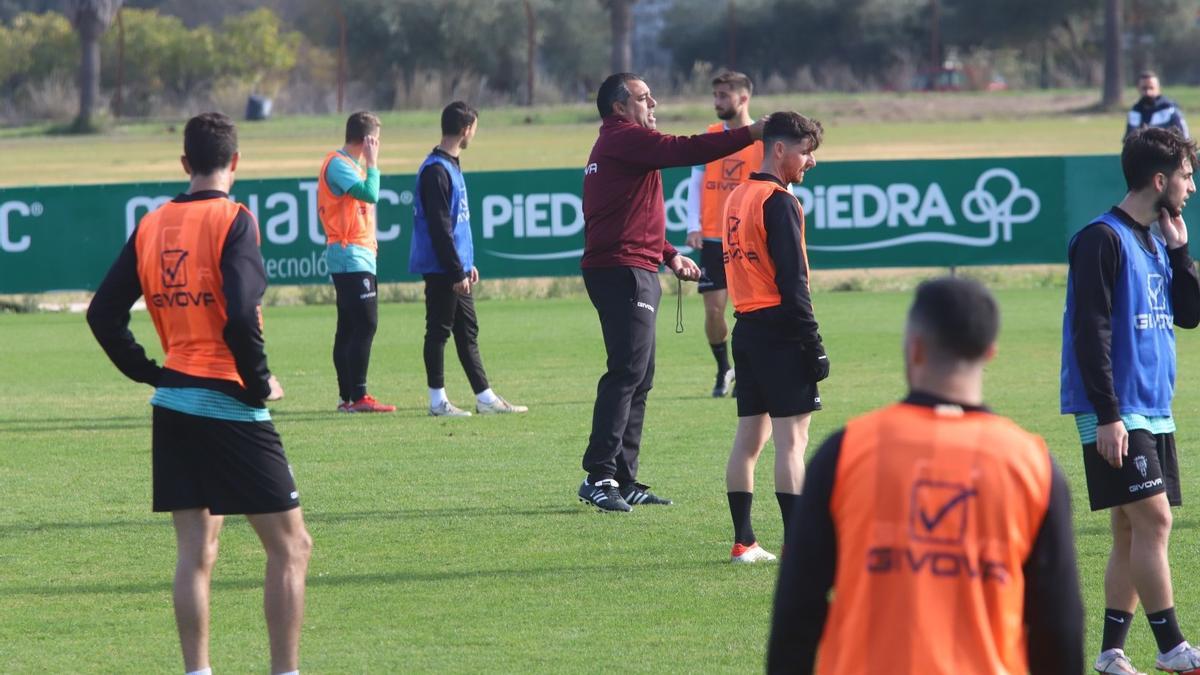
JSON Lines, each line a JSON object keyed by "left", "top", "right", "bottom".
{"left": 0, "top": 154, "right": 1183, "bottom": 294}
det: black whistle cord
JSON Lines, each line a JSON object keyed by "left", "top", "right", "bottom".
{"left": 675, "top": 277, "right": 684, "bottom": 334}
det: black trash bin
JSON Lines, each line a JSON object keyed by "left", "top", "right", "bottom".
{"left": 246, "top": 95, "right": 272, "bottom": 121}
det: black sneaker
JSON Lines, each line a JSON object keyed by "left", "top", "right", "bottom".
{"left": 620, "top": 482, "right": 673, "bottom": 506}
{"left": 578, "top": 478, "right": 632, "bottom": 512}
{"left": 712, "top": 368, "right": 735, "bottom": 398}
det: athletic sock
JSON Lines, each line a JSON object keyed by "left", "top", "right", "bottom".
{"left": 711, "top": 342, "right": 730, "bottom": 374}
{"left": 185, "top": 669, "right": 212, "bottom": 675}
{"left": 476, "top": 388, "right": 499, "bottom": 405}
{"left": 1147, "top": 607, "right": 1186, "bottom": 654}
{"left": 429, "top": 387, "right": 448, "bottom": 407}
{"left": 727, "top": 491, "right": 756, "bottom": 546}
{"left": 275, "top": 671, "right": 299, "bottom": 675}
{"left": 1101, "top": 608, "right": 1134, "bottom": 651}
{"left": 776, "top": 492, "right": 799, "bottom": 540}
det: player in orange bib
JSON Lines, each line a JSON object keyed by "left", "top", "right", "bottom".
{"left": 317, "top": 111, "right": 396, "bottom": 413}
{"left": 767, "top": 277, "right": 1084, "bottom": 675}
{"left": 685, "top": 71, "right": 763, "bottom": 397}
{"left": 721, "top": 111, "right": 825, "bottom": 563}
{"left": 88, "top": 112, "right": 312, "bottom": 675}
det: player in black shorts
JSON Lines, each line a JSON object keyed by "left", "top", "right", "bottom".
{"left": 685, "top": 71, "right": 763, "bottom": 397}
{"left": 88, "top": 112, "right": 312, "bottom": 675}
{"left": 1061, "top": 127, "right": 1200, "bottom": 674}
{"left": 720, "top": 111, "right": 825, "bottom": 563}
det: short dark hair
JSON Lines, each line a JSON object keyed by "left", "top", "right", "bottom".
{"left": 907, "top": 277, "right": 999, "bottom": 362}
{"left": 712, "top": 71, "right": 753, "bottom": 94}
{"left": 596, "top": 72, "right": 641, "bottom": 119}
{"left": 1138, "top": 70, "right": 1158, "bottom": 81}
{"left": 345, "top": 111, "right": 380, "bottom": 144}
{"left": 441, "top": 101, "right": 478, "bottom": 136}
{"left": 183, "top": 112, "right": 237, "bottom": 175}
{"left": 1121, "top": 127, "right": 1197, "bottom": 192}
{"left": 763, "top": 111, "right": 823, "bottom": 151}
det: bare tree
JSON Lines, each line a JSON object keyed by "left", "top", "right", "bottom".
{"left": 69, "top": 0, "right": 123, "bottom": 131}
{"left": 524, "top": 0, "right": 536, "bottom": 106}
{"left": 601, "top": 0, "right": 636, "bottom": 74}
{"left": 1102, "top": 0, "right": 1122, "bottom": 108}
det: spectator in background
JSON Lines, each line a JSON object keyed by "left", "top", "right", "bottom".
{"left": 1126, "top": 71, "right": 1189, "bottom": 141}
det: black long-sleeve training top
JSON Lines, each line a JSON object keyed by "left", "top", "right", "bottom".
{"left": 733, "top": 173, "right": 820, "bottom": 347}
{"left": 1067, "top": 206, "right": 1200, "bottom": 423}
{"left": 86, "top": 191, "right": 273, "bottom": 406}
{"left": 766, "top": 392, "right": 1084, "bottom": 675}
{"left": 417, "top": 147, "right": 467, "bottom": 281}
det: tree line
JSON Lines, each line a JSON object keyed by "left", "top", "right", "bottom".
{"left": 1, "top": 0, "right": 1197, "bottom": 129}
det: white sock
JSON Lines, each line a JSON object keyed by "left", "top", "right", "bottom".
{"left": 186, "top": 669, "right": 212, "bottom": 675}
{"left": 476, "top": 388, "right": 499, "bottom": 405}
{"left": 274, "top": 671, "right": 299, "bottom": 675}
{"left": 429, "top": 388, "right": 448, "bottom": 407}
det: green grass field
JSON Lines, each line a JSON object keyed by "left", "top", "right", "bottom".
{"left": 4, "top": 288, "right": 1200, "bottom": 672}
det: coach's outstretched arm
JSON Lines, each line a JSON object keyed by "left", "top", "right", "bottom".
{"left": 599, "top": 116, "right": 765, "bottom": 172}
{"left": 87, "top": 231, "right": 163, "bottom": 386}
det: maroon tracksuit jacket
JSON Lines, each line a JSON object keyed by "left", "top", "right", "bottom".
{"left": 581, "top": 116, "right": 755, "bottom": 272}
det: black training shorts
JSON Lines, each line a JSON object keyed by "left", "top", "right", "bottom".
{"left": 697, "top": 239, "right": 727, "bottom": 294}
{"left": 731, "top": 321, "right": 821, "bottom": 418}
{"left": 1082, "top": 429, "right": 1180, "bottom": 511}
{"left": 152, "top": 406, "right": 300, "bottom": 515}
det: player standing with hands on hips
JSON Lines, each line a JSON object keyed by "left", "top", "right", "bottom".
{"left": 576, "top": 72, "right": 766, "bottom": 512}
{"left": 1062, "top": 126, "right": 1200, "bottom": 675}
{"left": 88, "top": 112, "right": 312, "bottom": 675}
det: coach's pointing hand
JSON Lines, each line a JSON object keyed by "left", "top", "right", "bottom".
{"left": 669, "top": 254, "right": 701, "bottom": 281}
{"left": 1096, "top": 420, "right": 1129, "bottom": 468}
{"left": 748, "top": 115, "right": 770, "bottom": 140}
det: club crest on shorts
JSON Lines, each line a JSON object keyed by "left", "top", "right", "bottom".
{"left": 1134, "top": 455, "right": 1148, "bottom": 479}
{"left": 362, "top": 277, "right": 371, "bottom": 291}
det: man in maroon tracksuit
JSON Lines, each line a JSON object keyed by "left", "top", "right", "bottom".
{"left": 577, "top": 72, "right": 766, "bottom": 512}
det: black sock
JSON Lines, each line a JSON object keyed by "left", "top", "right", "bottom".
{"left": 711, "top": 342, "right": 730, "bottom": 373}
{"left": 1147, "top": 607, "right": 1186, "bottom": 654}
{"left": 776, "top": 492, "right": 798, "bottom": 542}
{"left": 727, "top": 491, "right": 755, "bottom": 545}
{"left": 1101, "top": 609, "right": 1134, "bottom": 652}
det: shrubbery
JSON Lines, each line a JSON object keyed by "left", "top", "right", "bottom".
{"left": 0, "top": 7, "right": 305, "bottom": 121}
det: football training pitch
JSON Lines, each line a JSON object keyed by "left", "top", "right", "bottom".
{"left": 3, "top": 288, "right": 1200, "bottom": 671}
{"left": 5, "top": 88, "right": 1200, "bottom": 671}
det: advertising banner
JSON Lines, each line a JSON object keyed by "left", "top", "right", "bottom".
{"left": 0, "top": 154, "right": 1184, "bottom": 294}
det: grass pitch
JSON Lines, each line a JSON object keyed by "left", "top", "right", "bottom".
{"left": 3, "top": 287, "right": 1200, "bottom": 671}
